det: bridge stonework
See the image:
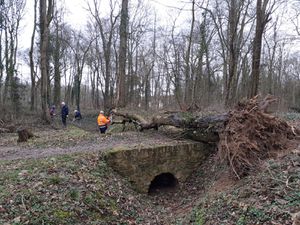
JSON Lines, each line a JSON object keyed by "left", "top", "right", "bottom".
{"left": 104, "top": 141, "right": 214, "bottom": 193}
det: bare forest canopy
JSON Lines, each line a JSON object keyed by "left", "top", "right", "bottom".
{"left": 1, "top": 0, "right": 300, "bottom": 121}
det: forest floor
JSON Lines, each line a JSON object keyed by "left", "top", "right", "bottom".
{"left": 0, "top": 113, "right": 299, "bottom": 224}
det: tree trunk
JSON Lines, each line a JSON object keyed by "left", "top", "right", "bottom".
{"left": 29, "top": 0, "right": 37, "bottom": 111}
{"left": 39, "top": 0, "right": 53, "bottom": 123}
{"left": 53, "top": 21, "right": 61, "bottom": 107}
{"left": 116, "top": 0, "right": 129, "bottom": 108}
{"left": 90, "top": 3, "right": 118, "bottom": 111}
{"left": 0, "top": 10, "right": 3, "bottom": 107}
{"left": 249, "top": 0, "right": 271, "bottom": 97}
{"left": 184, "top": 0, "right": 195, "bottom": 106}
{"left": 72, "top": 39, "right": 92, "bottom": 112}
{"left": 225, "top": 0, "right": 238, "bottom": 107}
{"left": 2, "top": 1, "right": 23, "bottom": 116}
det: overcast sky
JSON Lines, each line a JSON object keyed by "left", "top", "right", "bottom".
{"left": 17, "top": 0, "right": 190, "bottom": 80}
{"left": 19, "top": 0, "right": 300, "bottom": 48}
{"left": 19, "top": 0, "right": 189, "bottom": 49}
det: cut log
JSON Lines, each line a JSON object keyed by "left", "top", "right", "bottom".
{"left": 17, "top": 128, "right": 35, "bottom": 142}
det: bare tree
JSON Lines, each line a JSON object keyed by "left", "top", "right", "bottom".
{"left": 249, "top": 0, "right": 275, "bottom": 97}
{"left": 184, "top": 0, "right": 195, "bottom": 106}
{"left": 0, "top": 0, "right": 5, "bottom": 107}
{"left": 116, "top": 0, "right": 129, "bottom": 108}
{"left": 290, "top": 2, "right": 300, "bottom": 36}
{"left": 29, "top": 0, "right": 38, "bottom": 111}
{"left": 262, "top": 17, "right": 280, "bottom": 95}
{"left": 39, "top": 0, "right": 54, "bottom": 122}
{"left": 67, "top": 30, "right": 93, "bottom": 111}
{"left": 2, "top": 0, "right": 25, "bottom": 116}
{"left": 88, "top": 0, "right": 119, "bottom": 111}
{"left": 50, "top": 6, "right": 69, "bottom": 107}
{"left": 200, "top": 0, "right": 253, "bottom": 106}
{"left": 127, "top": 0, "right": 152, "bottom": 106}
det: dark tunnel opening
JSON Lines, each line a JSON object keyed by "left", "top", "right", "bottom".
{"left": 148, "top": 173, "right": 178, "bottom": 194}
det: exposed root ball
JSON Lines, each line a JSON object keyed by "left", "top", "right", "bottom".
{"left": 218, "top": 95, "right": 297, "bottom": 179}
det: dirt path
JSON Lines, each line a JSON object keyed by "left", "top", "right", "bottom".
{"left": 0, "top": 143, "right": 102, "bottom": 161}
{"left": 0, "top": 130, "right": 182, "bottom": 161}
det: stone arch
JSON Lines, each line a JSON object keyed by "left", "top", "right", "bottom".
{"left": 148, "top": 172, "right": 178, "bottom": 193}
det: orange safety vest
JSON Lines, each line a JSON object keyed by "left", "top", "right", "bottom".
{"left": 97, "top": 114, "right": 110, "bottom": 126}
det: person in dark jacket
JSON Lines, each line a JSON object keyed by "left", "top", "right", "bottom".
{"left": 61, "top": 101, "right": 69, "bottom": 127}
{"left": 73, "top": 109, "right": 82, "bottom": 122}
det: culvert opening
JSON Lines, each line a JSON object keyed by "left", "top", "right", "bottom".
{"left": 148, "top": 173, "right": 178, "bottom": 194}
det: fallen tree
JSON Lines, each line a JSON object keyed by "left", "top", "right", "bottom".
{"left": 111, "top": 109, "right": 228, "bottom": 143}
{"left": 111, "top": 95, "right": 299, "bottom": 179}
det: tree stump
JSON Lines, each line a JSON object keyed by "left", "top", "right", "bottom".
{"left": 17, "top": 128, "right": 34, "bottom": 142}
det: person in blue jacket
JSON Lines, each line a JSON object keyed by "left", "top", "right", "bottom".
{"left": 61, "top": 101, "right": 69, "bottom": 127}
{"left": 73, "top": 109, "right": 82, "bottom": 122}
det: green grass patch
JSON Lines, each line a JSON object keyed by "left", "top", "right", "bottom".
{"left": 69, "top": 188, "right": 80, "bottom": 201}
{"left": 48, "top": 175, "right": 64, "bottom": 185}
{"left": 192, "top": 208, "right": 205, "bottom": 225}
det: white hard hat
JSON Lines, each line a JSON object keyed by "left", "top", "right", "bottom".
{"left": 61, "top": 101, "right": 65, "bottom": 105}
{"left": 100, "top": 110, "right": 104, "bottom": 114}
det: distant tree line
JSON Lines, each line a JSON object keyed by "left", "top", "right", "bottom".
{"left": 0, "top": 0, "right": 300, "bottom": 121}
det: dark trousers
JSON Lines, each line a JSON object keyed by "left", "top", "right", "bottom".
{"left": 62, "top": 116, "right": 67, "bottom": 126}
{"left": 99, "top": 125, "right": 107, "bottom": 134}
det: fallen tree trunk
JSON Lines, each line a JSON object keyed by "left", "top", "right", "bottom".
{"left": 111, "top": 109, "right": 228, "bottom": 143}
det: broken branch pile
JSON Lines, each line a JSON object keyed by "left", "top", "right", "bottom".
{"left": 0, "top": 119, "right": 16, "bottom": 133}
{"left": 218, "top": 95, "right": 298, "bottom": 179}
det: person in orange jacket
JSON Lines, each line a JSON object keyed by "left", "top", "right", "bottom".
{"left": 97, "top": 110, "right": 110, "bottom": 133}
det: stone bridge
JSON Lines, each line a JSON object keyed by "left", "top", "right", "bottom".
{"left": 104, "top": 141, "right": 214, "bottom": 193}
